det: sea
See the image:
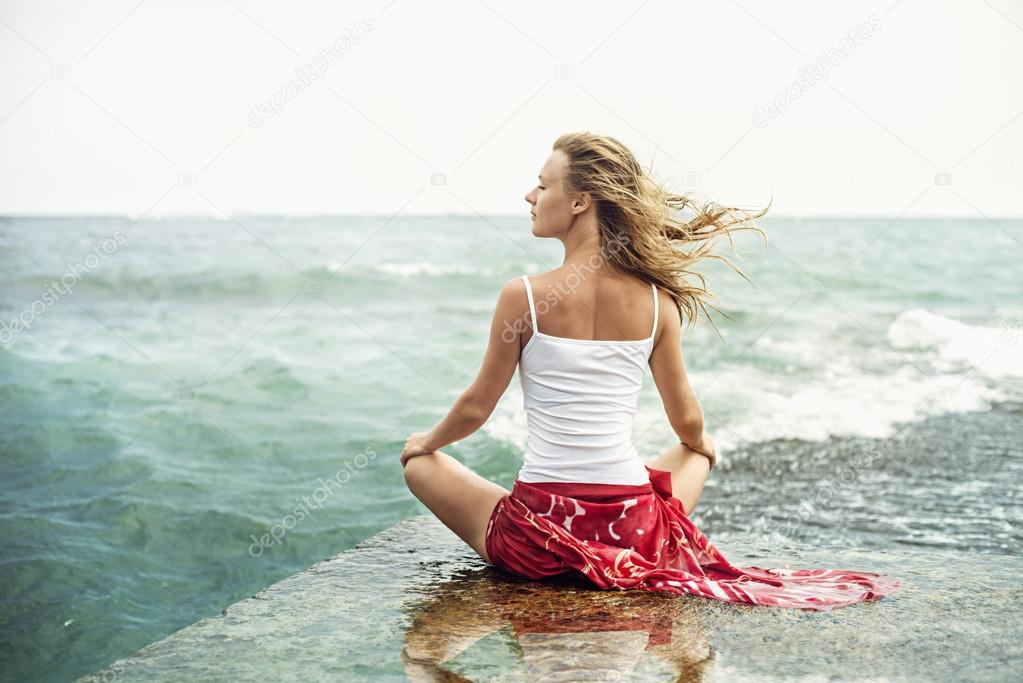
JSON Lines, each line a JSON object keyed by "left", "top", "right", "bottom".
{"left": 1, "top": 214, "right": 1021, "bottom": 681}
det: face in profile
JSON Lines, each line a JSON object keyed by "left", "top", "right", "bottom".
{"left": 524, "top": 150, "right": 587, "bottom": 238}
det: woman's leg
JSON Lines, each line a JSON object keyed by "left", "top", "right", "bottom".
{"left": 403, "top": 450, "right": 510, "bottom": 563}
{"left": 646, "top": 442, "right": 711, "bottom": 515}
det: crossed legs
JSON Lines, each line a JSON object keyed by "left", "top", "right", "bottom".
{"left": 402, "top": 450, "right": 510, "bottom": 563}
{"left": 403, "top": 442, "right": 712, "bottom": 566}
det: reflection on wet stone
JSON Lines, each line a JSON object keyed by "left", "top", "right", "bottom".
{"left": 78, "top": 514, "right": 1023, "bottom": 682}
{"left": 403, "top": 567, "right": 714, "bottom": 681}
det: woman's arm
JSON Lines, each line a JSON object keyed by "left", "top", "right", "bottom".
{"left": 417, "top": 278, "right": 525, "bottom": 453}
{"left": 648, "top": 291, "right": 716, "bottom": 465}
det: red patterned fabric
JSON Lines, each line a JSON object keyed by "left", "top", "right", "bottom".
{"left": 485, "top": 465, "right": 902, "bottom": 611}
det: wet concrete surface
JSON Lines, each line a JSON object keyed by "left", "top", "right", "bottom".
{"left": 78, "top": 515, "right": 1022, "bottom": 682}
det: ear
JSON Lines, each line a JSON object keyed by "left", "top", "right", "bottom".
{"left": 572, "top": 191, "right": 592, "bottom": 214}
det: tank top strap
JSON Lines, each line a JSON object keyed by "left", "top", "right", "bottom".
{"left": 521, "top": 274, "right": 538, "bottom": 334}
{"left": 650, "top": 282, "right": 659, "bottom": 337}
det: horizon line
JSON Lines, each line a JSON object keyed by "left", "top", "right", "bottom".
{"left": 2, "top": 212, "right": 1022, "bottom": 221}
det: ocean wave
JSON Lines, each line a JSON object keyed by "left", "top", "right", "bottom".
{"left": 887, "top": 308, "right": 1023, "bottom": 380}
{"left": 705, "top": 363, "right": 1006, "bottom": 452}
{"left": 2, "top": 261, "right": 502, "bottom": 302}
{"left": 708, "top": 309, "right": 1020, "bottom": 449}
{"left": 2, "top": 266, "right": 373, "bottom": 302}
{"left": 373, "top": 262, "right": 495, "bottom": 277}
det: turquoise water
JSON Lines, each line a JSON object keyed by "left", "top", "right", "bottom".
{"left": 1, "top": 215, "right": 1021, "bottom": 681}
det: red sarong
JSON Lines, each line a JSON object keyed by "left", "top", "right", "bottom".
{"left": 485, "top": 465, "right": 902, "bottom": 611}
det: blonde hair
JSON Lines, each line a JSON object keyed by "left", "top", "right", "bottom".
{"left": 552, "top": 131, "right": 770, "bottom": 335}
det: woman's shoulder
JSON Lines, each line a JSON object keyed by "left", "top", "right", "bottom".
{"left": 517, "top": 266, "right": 663, "bottom": 293}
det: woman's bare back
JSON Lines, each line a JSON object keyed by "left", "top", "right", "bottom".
{"left": 522, "top": 266, "right": 661, "bottom": 345}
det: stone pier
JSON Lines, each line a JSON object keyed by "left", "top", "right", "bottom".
{"left": 79, "top": 515, "right": 1022, "bottom": 681}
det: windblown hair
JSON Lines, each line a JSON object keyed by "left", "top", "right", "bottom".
{"left": 552, "top": 131, "right": 770, "bottom": 335}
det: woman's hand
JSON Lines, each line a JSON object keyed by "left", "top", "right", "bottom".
{"left": 400, "top": 431, "right": 437, "bottom": 468}
{"left": 686, "top": 431, "right": 717, "bottom": 470}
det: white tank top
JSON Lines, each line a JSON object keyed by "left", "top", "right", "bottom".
{"left": 516, "top": 273, "right": 658, "bottom": 485}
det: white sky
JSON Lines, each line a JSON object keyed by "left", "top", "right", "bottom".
{"left": 1, "top": 0, "right": 1021, "bottom": 218}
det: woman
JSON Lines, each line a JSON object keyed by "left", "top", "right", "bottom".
{"left": 400, "top": 132, "right": 901, "bottom": 610}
